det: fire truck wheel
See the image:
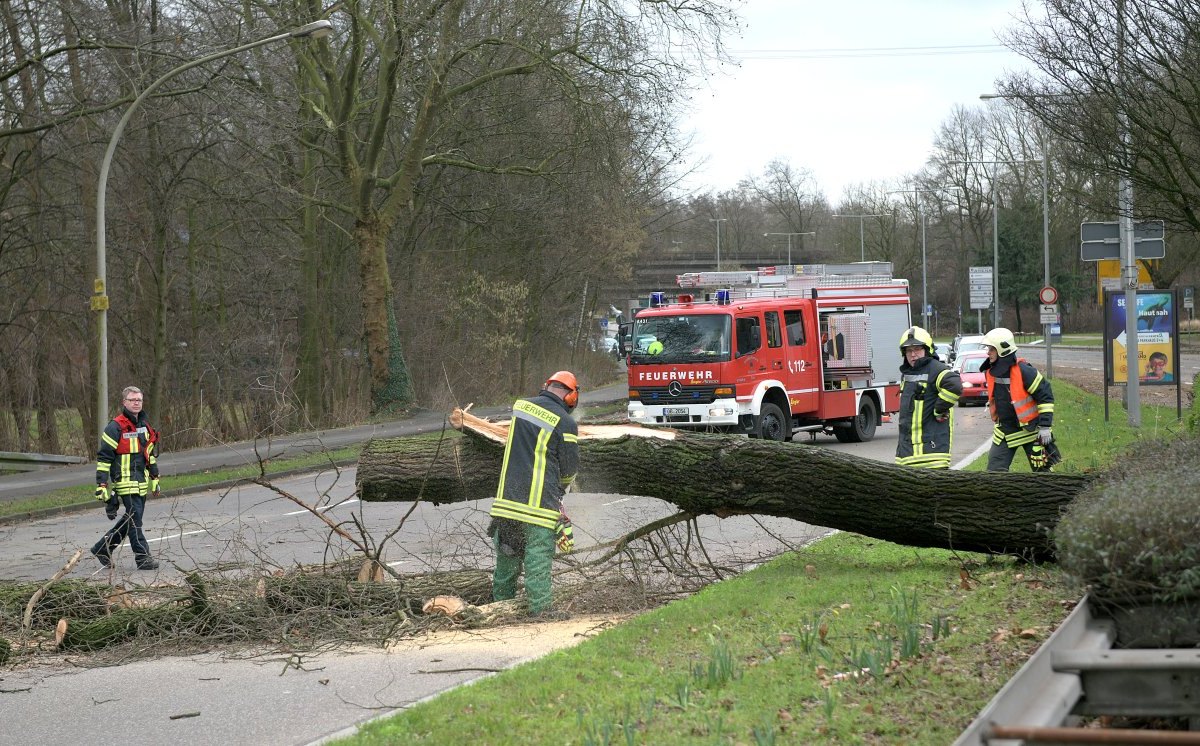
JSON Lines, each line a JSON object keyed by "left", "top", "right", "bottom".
{"left": 834, "top": 396, "right": 878, "bottom": 443}
{"left": 751, "top": 403, "right": 789, "bottom": 442}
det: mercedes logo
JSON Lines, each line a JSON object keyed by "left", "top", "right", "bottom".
{"left": 668, "top": 381, "right": 683, "bottom": 397}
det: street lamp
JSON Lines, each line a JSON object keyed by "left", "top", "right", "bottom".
{"left": 763, "top": 231, "right": 815, "bottom": 265}
{"left": 887, "top": 187, "right": 960, "bottom": 332}
{"left": 93, "top": 19, "right": 334, "bottom": 436}
{"left": 953, "top": 152, "right": 1052, "bottom": 376}
{"left": 709, "top": 217, "right": 727, "bottom": 269}
{"left": 832, "top": 214, "right": 887, "bottom": 261}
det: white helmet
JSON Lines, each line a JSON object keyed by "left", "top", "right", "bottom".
{"left": 982, "top": 327, "right": 1018, "bottom": 357}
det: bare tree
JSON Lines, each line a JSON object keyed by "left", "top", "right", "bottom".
{"left": 999, "top": 0, "right": 1200, "bottom": 287}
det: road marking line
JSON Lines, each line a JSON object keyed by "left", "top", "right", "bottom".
{"left": 147, "top": 529, "right": 206, "bottom": 544}
{"left": 955, "top": 438, "right": 992, "bottom": 470}
{"left": 283, "top": 499, "right": 359, "bottom": 516}
{"left": 602, "top": 497, "right": 631, "bottom": 506}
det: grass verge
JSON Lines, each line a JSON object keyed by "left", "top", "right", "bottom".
{"left": 962, "top": 379, "right": 1188, "bottom": 472}
{"left": 344, "top": 535, "right": 1069, "bottom": 745}
{"left": 337, "top": 377, "right": 1187, "bottom": 745}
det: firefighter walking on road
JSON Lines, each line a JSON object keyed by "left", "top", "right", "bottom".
{"left": 91, "top": 385, "right": 162, "bottom": 570}
{"left": 488, "top": 371, "right": 580, "bottom": 618}
{"left": 980, "top": 328, "right": 1062, "bottom": 472}
{"left": 896, "top": 326, "right": 962, "bottom": 469}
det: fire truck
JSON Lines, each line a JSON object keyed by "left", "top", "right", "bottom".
{"left": 624, "top": 263, "right": 912, "bottom": 442}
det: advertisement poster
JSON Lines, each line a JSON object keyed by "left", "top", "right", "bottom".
{"left": 1105, "top": 290, "right": 1178, "bottom": 385}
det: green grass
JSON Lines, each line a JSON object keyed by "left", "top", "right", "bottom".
{"left": 0, "top": 446, "right": 362, "bottom": 520}
{"left": 333, "top": 375, "right": 1188, "bottom": 745}
{"left": 962, "top": 379, "right": 1187, "bottom": 473}
{"left": 344, "top": 535, "right": 1068, "bottom": 745}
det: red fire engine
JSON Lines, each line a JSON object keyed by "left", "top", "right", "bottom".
{"left": 625, "top": 263, "right": 912, "bottom": 442}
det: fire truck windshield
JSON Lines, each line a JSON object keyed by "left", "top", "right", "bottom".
{"left": 630, "top": 314, "right": 731, "bottom": 364}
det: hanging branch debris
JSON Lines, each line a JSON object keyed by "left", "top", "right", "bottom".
{"left": 356, "top": 409, "right": 1096, "bottom": 559}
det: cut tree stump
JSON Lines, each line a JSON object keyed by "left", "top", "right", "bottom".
{"left": 356, "top": 409, "right": 1095, "bottom": 559}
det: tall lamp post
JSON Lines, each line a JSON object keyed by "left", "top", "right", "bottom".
{"left": 763, "top": 231, "right": 814, "bottom": 266}
{"left": 831, "top": 214, "right": 887, "bottom": 261}
{"left": 709, "top": 217, "right": 727, "bottom": 269}
{"left": 93, "top": 19, "right": 334, "bottom": 437}
{"left": 952, "top": 153, "right": 1051, "bottom": 376}
{"left": 888, "top": 187, "right": 960, "bottom": 331}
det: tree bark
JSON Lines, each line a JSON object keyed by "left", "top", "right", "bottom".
{"left": 356, "top": 411, "right": 1094, "bottom": 559}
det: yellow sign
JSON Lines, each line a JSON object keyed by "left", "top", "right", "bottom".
{"left": 1096, "top": 259, "right": 1153, "bottom": 303}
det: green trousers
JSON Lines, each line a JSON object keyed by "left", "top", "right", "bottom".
{"left": 492, "top": 521, "right": 556, "bottom": 613}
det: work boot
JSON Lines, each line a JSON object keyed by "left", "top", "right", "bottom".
{"left": 90, "top": 547, "right": 111, "bottom": 568}
{"left": 135, "top": 557, "right": 160, "bottom": 571}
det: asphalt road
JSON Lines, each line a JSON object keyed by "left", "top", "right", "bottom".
{"left": 0, "top": 380, "right": 1002, "bottom": 746}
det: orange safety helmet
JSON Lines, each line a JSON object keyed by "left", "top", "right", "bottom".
{"left": 545, "top": 370, "right": 580, "bottom": 408}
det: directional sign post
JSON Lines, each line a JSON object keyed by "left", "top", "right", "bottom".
{"left": 968, "top": 266, "right": 993, "bottom": 309}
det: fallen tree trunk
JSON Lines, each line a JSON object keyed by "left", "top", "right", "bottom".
{"left": 357, "top": 410, "right": 1096, "bottom": 558}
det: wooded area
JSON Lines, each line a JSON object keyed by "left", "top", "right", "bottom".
{"left": 3, "top": 1, "right": 1199, "bottom": 456}
{"left": 355, "top": 410, "right": 1094, "bottom": 559}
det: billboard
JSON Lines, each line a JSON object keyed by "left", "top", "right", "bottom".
{"left": 1104, "top": 290, "right": 1179, "bottom": 385}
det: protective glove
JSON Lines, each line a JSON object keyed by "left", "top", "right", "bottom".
{"left": 150, "top": 477, "right": 161, "bottom": 498}
{"left": 555, "top": 514, "right": 575, "bottom": 554}
{"left": 95, "top": 484, "right": 108, "bottom": 502}
{"left": 105, "top": 498, "right": 119, "bottom": 520}
{"left": 1037, "top": 427, "right": 1053, "bottom": 445}
{"left": 1029, "top": 445, "right": 1049, "bottom": 469}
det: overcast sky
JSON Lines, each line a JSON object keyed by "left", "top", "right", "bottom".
{"left": 678, "top": 0, "right": 1037, "bottom": 202}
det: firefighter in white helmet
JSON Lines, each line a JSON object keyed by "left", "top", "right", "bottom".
{"left": 979, "top": 328, "right": 1061, "bottom": 472}
{"left": 896, "top": 326, "right": 962, "bottom": 469}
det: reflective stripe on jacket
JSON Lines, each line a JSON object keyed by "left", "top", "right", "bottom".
{"left": 982, "top": 355, "right": 1055, "bottom": 448}
{"left": 895, "top": 356, "right": 962, "bottom": 469}
{"left": 491, "top": 390, "right": 580, "bottom": 529}
{"left": 97, "top": 409, "right": 160, "bottom": 495}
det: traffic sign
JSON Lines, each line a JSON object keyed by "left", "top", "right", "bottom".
{"left": 1038, "top": 286, "right": 1058, "bottom": 305}
{"left": 1080, "top": 220, "right": 1166, "bottom": 261}
{"left": 969, "top": 266, "right": 993, "bottom": 310}
{"left": 1039, "top": 303, "right": 1059, "bottom": 324}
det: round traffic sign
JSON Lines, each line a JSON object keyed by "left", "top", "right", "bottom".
{"left": 1039, "top": 286, "right": 1059, "bottom": 304}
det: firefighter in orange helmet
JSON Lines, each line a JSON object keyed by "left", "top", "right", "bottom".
{"left": 487, "top": 371, "right": 580, "bottom": 618}
{"left": 980, "top": 328, "right": 1061, "bottom": 472}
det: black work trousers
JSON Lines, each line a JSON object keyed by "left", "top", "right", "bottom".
{"left": 92, "top": 493, "right": 152, "bottom": 562}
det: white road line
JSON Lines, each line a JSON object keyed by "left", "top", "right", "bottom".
{"left": 283, "top": 499, "right": 359, "bottom": 516}
{"left": 955, "top": 438, "right": 993, "bottom": 470}
{"left": 602, "top": 497, "right": 631, "bottom": 506}
{"left": 147, "top": 529, "right": 206, "bottom": 544}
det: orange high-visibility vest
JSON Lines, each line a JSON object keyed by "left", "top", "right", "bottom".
{"left": 987, "top": 358, "right": 1039, "bottom": 424}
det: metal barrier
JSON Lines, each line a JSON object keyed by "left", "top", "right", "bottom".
{"left": 0, "top": 451, "right": 88, "bottom": 472}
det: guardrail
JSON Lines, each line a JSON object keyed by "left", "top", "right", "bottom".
{"left": 0, "top": 451, "right": 88, "bottom": 472}
{"left": 955, "top": 595, "right": 1200, "bottom": 744}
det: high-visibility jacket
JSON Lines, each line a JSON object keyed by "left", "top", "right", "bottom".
{"left": 97, "top": 408, "right": 160, "bottom": 496}
{"left": 981, "top": 355, "right": 1055, "bottom": 448}
{"left": 490, "top": 390, "right": 579, "bottom": 529}
{"left": 895, "top": 355, "right": 962, "bottom": 469}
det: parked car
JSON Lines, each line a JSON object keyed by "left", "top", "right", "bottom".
{"left": 954, "top": 351, "right": 991, "bottom": 406}
{"left": 933, "top": 342, "right": 951, "bottom": 364}
{"left": 950, "top": 334, "right": 988, "bottom": 363}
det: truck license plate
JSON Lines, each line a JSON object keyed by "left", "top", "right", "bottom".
{"left": 662, "top": 407, "right": 688, "bottom": 415}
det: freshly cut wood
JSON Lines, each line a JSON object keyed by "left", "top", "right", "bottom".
{"left": 356, "top": 409, "right": 1095, "bottom": 558}
{"left": 422, "top": 595, "right": 467, "bottom": 617}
